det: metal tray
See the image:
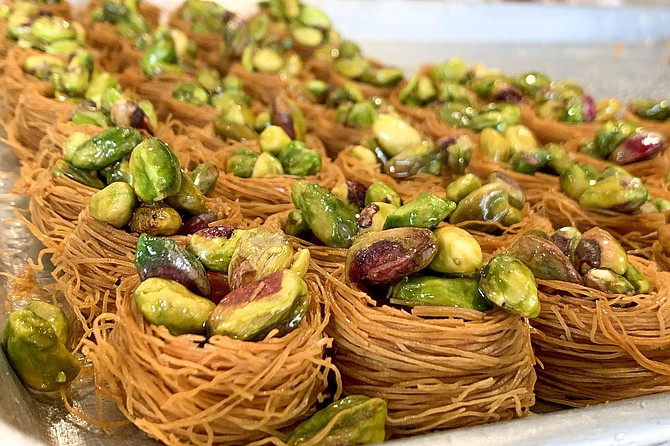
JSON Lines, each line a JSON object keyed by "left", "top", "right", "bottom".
{"left": 2, "top": 1, "right": 670, "bottom": 445}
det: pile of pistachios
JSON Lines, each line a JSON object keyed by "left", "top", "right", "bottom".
{"left": 138, "top": 26, "right": 196, "bottom": 78}
{"left": 304, "top": 80, "right": 387, "bottom": 128}
{"left": 133, "top": 228, "right": 311, "bottom": 339}
{"left": 172, "top": 70, "right": 250, "bottom": 109}
{"left": 58, "top": 127, "right": 220, "bottom": 235}
{"left": 579, "top": 120, "right": 666, "bottom": 165}
{"left": 506, "top": 227, "right": 650, "bottom": 295}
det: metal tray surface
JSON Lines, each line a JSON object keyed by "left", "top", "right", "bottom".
{"left": 2, "top": 1, "right": 670, "bottom": 445}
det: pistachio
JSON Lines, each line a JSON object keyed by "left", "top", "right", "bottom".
{"left": 188, "top": 162, "right": 219, "bottom": 196}
{"left": 271, "top": 96, "right": 306, "bottom": 141}
{"left": 228, "top": 228, "right": 294, "bottom": 290}
{"left": 129, "top": 137, "right": 182, "bottom": 202}
{"left": 331, "top": 180, "right": 368, "bottom": 211}
{"left": 135, "top": 277, "right": 215, "bottom": 336}
{"left": 135, "top": 233, "right": 211, "bottom": 297}
{"left": 550, "top": 226, "right": 581, "bottom": 261}
{"left": 384, "top": 142, "right": 444, "bottom": 179}
{"left": 479, "top": 254, "right": 539, "bottom": 318}
{"left": 186, "top": 226, "right": 242, "bottom": 273}
{"left": 623, "top": 261, "right": 651, "bottom": 294}
{"left": 364, "top": 181, "right": 401, "bottom": 207}
{"left": 582, "top": 269, "right": 634, "bottom": 295}
{"left": 70, "top": 127, "right": 141, "bottom": 170}
{"left": 391, "top": 276, "right": 492, "bottom": 311}
{"left": 172, "top": 82, "right": 209, "bottom": 105}
{"left": 346, "top": 227, "right": 437, "bottom": 286}
{"left": 207, "top": 270, "right": 309, "bottom": 341}
{"left": 259, "top": 125, "right": 292, "bottom": 155}
{"left": 287, "top": 395, "right": 386, "bottom": 446}
{"left": 573, "top": 228, "right": 628, "bottom": 275}
{"left": 358, "top": 202, "right": 396, "bottom": 234}
{"left": 509, "top": 150, "right": 551, "bottom": 175}
{"left": 24, "top": 301, "right": 69, "bottom": 346}
{"left": 449, "top": 182, "right": 523, "bottom": 228}
{"left": 278, "top": 141, "right": 322, "bottom": 176}
{"left": 479, "top": 128, "right": 511, "bottom": 162}
{"left": 559, "top": 164, "right": 598, "bottom": 202}
{"left": 506, "top": 235, "right": 582, "bottom": 283}
{"left": 445, "top": 174, "right": 482, "bottom": 203}
{"left": 428, "top": 226, "right": 482, "bottom": 276}
{"left": 578, "top": 175, "right": 648, "bottom": 213}
{"left": 51, "top": 159, "right": 105, "bottom": 189}
{"left": 129, "top": 203, "right": 182, "bottom": 236}
{"left": 372, "top": 113, "right": 422, "bottom": 157}
{"left": 443, "top": 135, "right": 473, "bottom": 174}
{"left": 592, "top": 120, "right": 640, "bottom": 159}
{"left": 629, "top": 99, "right": 670, "bottom": 122}
{"left": 89, "top": 182, "right": 137, "bottom": 228}
{"left": 164, "top": 172, "right": 208, "bottom": 215}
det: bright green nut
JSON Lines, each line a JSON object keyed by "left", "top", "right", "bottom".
{"left": 70, "top": 103, "right": 111, "bottom": 127}
{"left": 335, "top": 57, "right": 370, "bottom": 79}
{"left": 350, "top": 145, "right": 379, "bottom": 165}
{"left": 254, "top": 111, "right": 272, "bottom": 132}
{"left": 100, "top": 157, "right": 131, "bottom": 184}
{"left": 358, "top": 202, "right": 397, "bottom": 233}
{"left": 278, "top": 142, "right": 322, "bottom": 176}
{"left": 140, "top": 38, "right": 178, "bottom": 78}
{"left": 213, "top": 117, "right": 259, "bottom": 142}
{"left": 188, "top": 162, "right": 219, "bottom": 196}
{"left": 292, "top": 26, "right": 323, "bottom": 47}
{"left": 291, "top": 180, "right": 359, "bottom": 248}
{"left": 438, "top": 81, "right": 476, "bottom": 106}
{"left": 559, "top": 164, "right": 598, "bottom": 202}
{"left": 362, "top": 66, "right": 403, "bottom": 87}
{"left": 218, "top": 102, "right": 255, "bottom": 128}
{"left": 62, "top": 132, "right": 90, "bottom": 162}
{"left": 449, "top": 182, "right": 523, "bottom": 228}
{"left": 372, "top": 113, "right": 422, "bottom": 156}
{"left": 270, "top": 96, "right": 307, "bottom": 141}
{"left": 446, "top": 174, "right": 482, "bottom": 203}
{"left": 226, "top": 148, "right": 259, "bottom": 178}
{"left": 429, "top": 225, "right": 482, "bottom": 276}
{"left": 31, "top": 16, "right": 77, "bottom": 44}
{"left": 70, "top": 127, "right": 141, "bottom": 170}
{"left": 400, "top": 74, "right": 437, "bottom": 106}
{"left": 89, "top": 182, "right": 137, "bottom": 228}
{"left": 429, "top": 58, "right": 469, "bottom": 85}
{"left": 384, "top": 193, "right": 455, "bottom": 230}
{"left": 652, "top": 198, "right": 670, "bottom": 213}
{"left": 290, "top": 249, "right": 311, "bottom": 278}
{"left": 547, "top": 143, "right": 574, "bottom": 175}
{"left": 537, "top": 100, "right": 565, "bottom": 121}
{"left": 479, "top": 254, "right": 539, "bottom": 318}
{"left": 129, "top": 203, "right": 182, "bottom": 236}
{"left": 593, "top": 120, "right": 640, "bottom": 159}
{"left": 504, "top": 125, "right": 538, "bottom": 153}
{"left": 285, "top": 209, "right": 308, "bottom": 236}
{"left": 583, "top": 269, "right": 634, "bottom": 295}
{"left": 259, "top": 125, "right": 292, "bottom": 155}
{"left": 573, "top": 227, "right": 628, "bottom": 275}
{"left": 391, "top": 276, "right": 491, "bottom": 311}
{"left": 187, "top": 227, "right": 246, "bottom": 273}
{"left": 624, "top": 262, "right": 651, "bottom": 294}
{"left": 578, "top": 175, "right": 648, "bottom": 213}
{"left": 299, "top": 4, "right": 331, "bottom": 28}
{"left": 85, "top": 72, "right": 119, "bottom": 104}
{"left": 445, "top": 136, "right": 473, "bottom": 174}
{"left": 365, "top": 181, "right": 401, "bottom": 207}
{"left": 550, "top": 226, "right": 582, "bottom": 262}
{"left": 629, "top": 99, "right": 670, "bottom": 122}
{"left": 479, "top": 128, "right": 511, "bottom": 162}
{"left": 251, "top": 47, "right": 284, "bottom": 73}
{"left": 287, "top": 395, "right": 387, "bottom": 446}
{"left": 138, "top": 99, "right": 158, "bottom": 129}
{"left": 326, "top": 83, "right": 365, "bottom": 107}
{"left": 3, "top": 309, "right": 80, "bottom": 392}
{"left": 509, "top": 150, "right": 551, "bottom": 175}
{"left": 100, "top": 87, "right": 124, "bottom": 112}
{"left": 51, "top": 159, "right": 105, "bottom": 189}
{"left": 210, "top": 90, "right": 249, "bottom": 110}
{"left": 196, "top": 68, "right": 222, "bottom": 93}
{"left": 172, "top": 82, "right": 209, "bottom": 106}
{"left": 134, "top": 277, "right": 215, "bottom": 336}
{"left": 384, "top": 142, "right": 444, "bottom": 179}
{"left": 516, "top": 71, "right": 551, "bottom": 97}
{"left": 129, "top": 137, "right": 182, "bottom": 202}
{"left": 207, "top": 269, "right": 309, "bottom": 341}
{"left": 52, "top": 50, "right": 94, "bottom": 98}
{"left": 471, "top": 103, "right": 521, "bottom": 133}
{"left": 252, "top": 152, "right": 284, "bottom": 177}
{"left": 24, "top": 301, "right": 69, "bottom": 345}
{"left": 22, "top": 54, "right": 64, "bottom": 80}
{"left": 164, "top": 172, "right": 208, "bottom": 215}
{"left": 228, "top": 228, "right": 295, "bottom": 290}
{"left": 344, "top": 101, "right": 377, "bottom": 128}
{"left": 436, "top": 102, "right": 476, "bottom": 128}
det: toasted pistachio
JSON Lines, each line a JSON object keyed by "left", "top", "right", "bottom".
{"left": 506, "top": 234, "right": 582, "bottom": 283}
{"left": 3, "top": 309, "right": 80, "bottom": 392}
{"left": 52, "top": 159, "right": 105, "bottom": 189}
{"left": 187, "top": 226, "right": 243, "bottom": 273}
{"left": 226, "top": 148, "right": 259, "bottom": 178}
{"left": 445, "top": 174, "right": 482, "bottom": 203}
{"left": 24, "top": 302, "right": 69, "bottom": 346}
{"left": 85, "top": 72, "right": 118, "bottom": 104}
{"left": 129, "top": 203, "right": 182, "bottom": 236}
{"left": 135, "top": 233, "right": 211, "bottom": 297}
{"left": 384, "top": 193, "right": 454, "bottom": 229}
{"left": 290, "top": 249, "right": 311, "bottom": 278}
{"left": 135, "top": 277, "right": 215, "bottom": 336}
{"left": 188, "top": 162, "right": 219, "bottom": 196}
{"left": 346, "top": 227, "right": 437, "bottom": 286}
{"left": 479, "top": 254, "right": 539, "bottom": 318}
{"left": 372, "top": 113, "right": 422, "bottom": 157}
{"left": 292, "top": 181, "right": 358, "bottom": 248}
{"left": 573, "top": 227, "right": 628, "bottom": 275}
{"left": 89, "top": 182, "right": 137, "bottom": 228}
{"left": 196, "top": 68, "right": 223, "bottom": 93}
{"left": 228, "top": 228, "right": 294, "bottom": 290}
{"left": 52, "top": 50, "right": 94, "bottom": 98}
{"left": 207, "top": 270, "right": 309, "bottom": 340}
{"left": 70, "top": 127, "right": 141, "bottom": 170}
{"left": 287, "top": 395, "right": 386, "bottom": 446}
{"left": 391, "top": 276, "right": 492, "bottom": 311}
{"left": 578, "top": 175, "right": 648, "bottom": 213}
{"left": 31, "top": 15, "right": 77, "bottom": 43}
{"left": 583, "top": 269, "right": 634, "bottom": 295}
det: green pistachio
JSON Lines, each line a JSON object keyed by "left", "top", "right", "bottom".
{"left": 129, "top": 137, "right": 182, "bottom": 202}
{"left": 89, "top": 182, "right": 137, "bottom": 228}
{"left": 479, "top": 254, "right": 539, "bottom": 318}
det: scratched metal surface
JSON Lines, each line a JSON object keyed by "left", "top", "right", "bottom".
{"left": 1, "top": 1, "right": 670, "bottom": 445}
